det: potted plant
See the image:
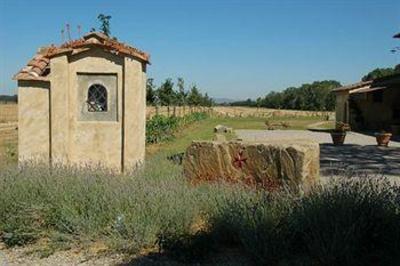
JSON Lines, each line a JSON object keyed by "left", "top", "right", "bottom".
{"left": 375, "top": 130, "right": 392, "bottom": 146}
{"left": 330, "top": 122, "right": 349, "bottom": 145}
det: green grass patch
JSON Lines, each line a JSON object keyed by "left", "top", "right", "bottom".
{"left": 146, "top": 112, "right": 209, "bottom": 144}
{"left": 0, "top": 115, "right": 327, "bottom": 163}
{"left": 146, "top": 115, "right": 328, "bottom": 157}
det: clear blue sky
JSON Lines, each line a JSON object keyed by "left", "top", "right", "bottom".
{"left": 0, "top": 0, "right": 399, "bottom": 99}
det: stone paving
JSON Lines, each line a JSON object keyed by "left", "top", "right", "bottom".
{"left": 236, "top": 130, "right": 400, "bottom": 179}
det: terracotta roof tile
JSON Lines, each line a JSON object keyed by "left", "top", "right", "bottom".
{"left": 14, "top": 32, "right": 150, "bottom": 81}
{"left": 332, "top": 80, "right": 373, "bottom": 92}
{"left": 13, "top": 54, "right": 50, "bottom": 81}
{"left": 27, "top": 59, "right": 47, "bottom": 69}
{"left": 333, "top": 73, "right": 400, "bottom": 93}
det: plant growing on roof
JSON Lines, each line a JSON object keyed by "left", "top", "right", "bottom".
{"left": 97, "top": 14, "right": 112, "bottom": 36}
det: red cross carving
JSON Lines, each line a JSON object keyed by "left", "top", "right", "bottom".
{"left": 233, "top": 150, "right": 247, "bottom": 169}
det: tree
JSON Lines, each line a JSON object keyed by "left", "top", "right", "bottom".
{"left": 146, "top": 78, "right": 156, "bottom": 105}
{"left": 361, "top": 64, "right": 400, "bottom": 81}
{"left": 0, "top": 94, "right": 17, "bottom": 103}
{"left": 281, "top": 87, "right": 299, "bottom": 110}
{"left": 231, "top": 80, "right": 341, "bottom": 111}
{"left": 201, "top": 93, "right": 214, "bottom": 107}
{"left": 158, "top": 79, "right": 176, "bottom": 106}
{"left": 144, "top": 77, "right": 211, "bottom": 107}
{"left": 176, "top": 77, "right": 187, "bottom": 106}
{"left": 187, "top": 85, "right": 202, "bottom": 106}
{"left": 230, "top": 98, "right": 257, "bottom": 107}
{"left": 362, "top": 68, "right": 396, "bottom": 81}
{"left": 97, "top": 14, "right": 112, "bottom": 36}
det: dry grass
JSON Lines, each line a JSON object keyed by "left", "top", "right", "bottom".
{"left": 0, "top": 122, "right": 18, "bottom": 164}
{"left": 0, "top": 103, "right": 17, "bottom": 123}
{"left": 0, "top": 104, "right": 209, "bottom": 123}
{"left": 212, "top": 106, "right": 334, "bottom": 118}
{"left": 0, "top": 104, "right": 334, "bottom": 123}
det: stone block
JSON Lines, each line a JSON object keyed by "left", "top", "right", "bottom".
{"left": 213, "top": 133, "right": 227, "bottom": 142}
{"left": 214, "top": 125, "right": 233, "bottom": 133}
{"left": 225, "top": 127, "right": 233, "bottom": 133}
{"left": 183, "top": 140, "right": 319, "bottom": 193}
{"left": 214, "top": 125, "right": 226, "bottom": 133}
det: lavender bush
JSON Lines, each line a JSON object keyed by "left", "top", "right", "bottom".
{"left": 1, "top": 158, "right": 399, "bottom": 265}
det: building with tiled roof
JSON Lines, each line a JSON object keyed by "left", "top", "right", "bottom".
{"left": 14, "top": 32, "right": 150, "bottom": 171}
{"left": 14, "top": 32, "right": 150, "bottom": 81}
{"left": 332, "top": 32, "right": 400, "bottom": 133}
{"left": 333, "top": 73, "right": 400, "bottom": 132}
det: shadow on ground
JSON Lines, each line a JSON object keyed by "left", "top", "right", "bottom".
{"left": 320, "top": 143, "right": 400, "bottom": 177}
{"left": 117, "top": 248, "right": 250, "bottom": 266}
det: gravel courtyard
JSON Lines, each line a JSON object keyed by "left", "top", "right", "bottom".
{"left": 236, "top": 130, "right": 400, "bottom": 179}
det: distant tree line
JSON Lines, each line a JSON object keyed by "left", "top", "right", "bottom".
{"left": 146, "top": 78, "right": 214, "bottom": 107}
{"left": 230, "top": 63, "right": 400, "bottom": 111}
{"left": 361, "top": 64, "right": 400, "bottom": 81}
{"left": 0, "top": 95, "right": 17, "bottom": 103}
{"left": 231, "top": 80, "right": 341, "bottom": 111}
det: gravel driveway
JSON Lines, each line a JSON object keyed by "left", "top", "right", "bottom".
{"left": 236, "top": 130, "right": 400, "bottom": 179}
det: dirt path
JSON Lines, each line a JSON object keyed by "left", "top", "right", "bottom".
{"left": 306, "top": 120, "right": 333, "bottom": 129}
{"left": 0, "top": 242, "right": 250, "bottom": 266}
{"left": 0, "top": 242, "right": 126, "bottom": 266}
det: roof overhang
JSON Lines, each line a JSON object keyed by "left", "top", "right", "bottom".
{"left": 350, "top": 86, "right": 385, "bottom": 94}
{"left": 332, "top": 80, "right": 372, "bottom": 93}
{"left": 333, "top": 73, "right": 400, "bottom": 94}
{"left": 13, "top": 32, "right": 150, "bottom": 81}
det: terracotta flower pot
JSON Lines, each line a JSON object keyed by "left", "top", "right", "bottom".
{"left": 330, "top": 131, "right": 346, "bottom": 145}
{"left": 375, "top": 132, "right": 392, "bottom": 147}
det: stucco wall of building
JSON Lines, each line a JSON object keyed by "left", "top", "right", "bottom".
{"left": 18, "top": 48, "right": 147, "bottom": 171}
{"left": 18, "top": 80, "right": 50, "bottom": 161}
{"left": 67, "top": 48, "right": 124, "bottom": 169}
{"left": 350, "top": 87, "right": 400, "bottom": 130}
{"left": 123, "top": 57, "right": 146, "bottom": 169}
{"left": 50, "top": 55, "right": 70, "bottom": 163}
{"left": 335, "top": 91, "right": 349, "bottom": 124}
